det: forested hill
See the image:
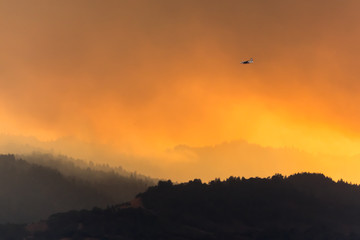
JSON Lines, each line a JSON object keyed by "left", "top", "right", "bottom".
{"left": 0, "top": 154, "right": 155, "bottom": 224}
{"left": 18, "top": 152, "right": 153, "bottom": 181}
{"left": 12, "top": 173, "right": 360, "bottom": 240}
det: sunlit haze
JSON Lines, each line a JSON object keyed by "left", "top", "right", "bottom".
{"left": 1, "top": 0, "right": 360, "bottom": 182}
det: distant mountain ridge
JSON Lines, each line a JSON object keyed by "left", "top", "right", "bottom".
{"left": 7, "top": 172, "right": 360, "bottom": 239}
{"left": 18, "top": 152, "right": 155, "bottom": 183}
{"left": 0, "top": 154, "right": 155, "bottom": 224}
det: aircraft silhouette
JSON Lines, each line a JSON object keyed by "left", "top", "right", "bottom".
{"left": 241, "top": 58, "right": 253, "bottom": 64}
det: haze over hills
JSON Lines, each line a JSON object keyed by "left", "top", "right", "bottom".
{"left": 2, "top": 134, "right": 360, "bottom": 184}
{"left": 4, "top": 173, "right": 360, "bottom": 240}
{"left": 18, "top": 152, "right": 154, "bottom": 181}
{"left": 0, "top": 154, "right": 155, "bottom": 224}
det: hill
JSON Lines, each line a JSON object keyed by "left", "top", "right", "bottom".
{"left": 8, "top": 173, "right": 360, "bottom": 239}
{"left": 0, "top": 154, "right": 155, "bottom": 224}
{"left": 18, "top": 152, "right": 153, "bottom": 181}
{"left": 17, "top": 152, "right": 157, "bottom": 204}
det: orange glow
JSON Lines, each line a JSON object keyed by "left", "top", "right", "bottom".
{"left": 1, "top": 0, "right": 360, "bottom": 182}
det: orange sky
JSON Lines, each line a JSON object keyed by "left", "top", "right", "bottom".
{"left": 1, "top": 0, "right": 360, "bottom": 182}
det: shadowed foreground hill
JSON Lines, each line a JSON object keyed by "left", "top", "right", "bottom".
{"left": 0, "top": 154, "right": 154, "bottom": 224}
{"left": 9, "top": 173, "right": 360, "bottom": 240}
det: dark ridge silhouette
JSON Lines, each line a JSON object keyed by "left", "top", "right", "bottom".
{"left": 0, "top": 154, "right": 155, "bottom": 224}
{"left": 6, "top": 172, "right": 360, "bottom": 239}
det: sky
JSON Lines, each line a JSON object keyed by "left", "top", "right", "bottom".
{"left": 1, "top": 0, "right": 360, "bottom": 182}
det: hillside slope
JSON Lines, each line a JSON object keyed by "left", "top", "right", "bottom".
{"left": 0, "top": 154, "right": 154, "bottom": 224}
{"left": 10, "top": 173, "right": 360, "bottom": 239}
{"left": 18, "top": 153, "right": 156, "bottom": 204}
